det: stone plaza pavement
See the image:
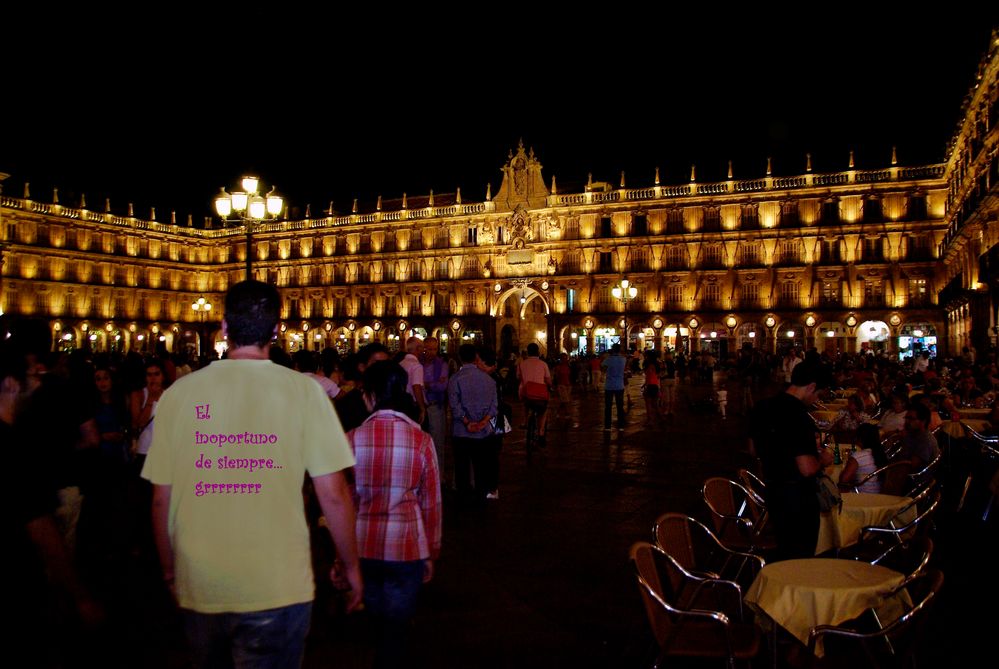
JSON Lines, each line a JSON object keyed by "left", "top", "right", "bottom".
{"left": 84, "top": 377, "right": 995, "bottom": 668}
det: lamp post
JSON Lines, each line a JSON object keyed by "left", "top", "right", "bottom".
{"left": 191, "top": 297, "right": 212, "bottom": 359}
{"left": 612, "top": 279, "right": 638, "bottom": 352}
{"left": 213, "top": 176, "right": 284, "bottom": 281}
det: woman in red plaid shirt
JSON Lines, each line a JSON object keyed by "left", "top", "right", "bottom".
{"left": 347, "top": 360, "right": 442, "bottom": 667}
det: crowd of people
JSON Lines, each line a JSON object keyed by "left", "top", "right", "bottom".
{"left": 8, "top": 282, "right": 999, "bottom": 667}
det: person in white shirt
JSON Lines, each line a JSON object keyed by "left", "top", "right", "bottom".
{"left": 399, "top": 336, "right": 427, "bottom": 424}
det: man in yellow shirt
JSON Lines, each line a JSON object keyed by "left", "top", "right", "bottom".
{"left": 142, "top": 280, "right": 362, "bottom": 667}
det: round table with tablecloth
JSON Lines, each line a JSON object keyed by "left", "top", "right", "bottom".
{"left": 744, "top": 558, "right": 908, "bottom": 656}
{"left": 815, "top": 492, "right": 915, "bottom": 555}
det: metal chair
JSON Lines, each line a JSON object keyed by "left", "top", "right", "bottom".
{"left": 702, "top": 477, "right": 777, "bottom": 555}
{"left": 842, "top": 487, "right": 941, "bottom": 563}
{"left": 630, "top": 541, "right": 761, "bottom": 669}
{"left": 870, "top": 536, "right": 934, "bottom": 580}
{"left": 806, "top": 568, "right": 944, "bottom": 668}
{"left": 907, "top": 452, "right": 941, "bottom": 494}
{"left": 852, "top": 461, "right": 913, "bottom": 496}
{"left": 958, "top": 424, "right": 999, "bottom": 519}
{"left": 654, "top": 512, "right": 765, "bottom": 592}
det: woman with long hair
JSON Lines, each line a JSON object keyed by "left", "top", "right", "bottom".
{"left": 346, "top": 360, "right": 441, "bottom": 668}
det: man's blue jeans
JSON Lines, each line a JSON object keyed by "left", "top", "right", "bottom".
{"left": 605, "top": 389, "right": 625, "bottom": 428}
{"left": 182, "top": 601, "right": 312, "bottom": 669}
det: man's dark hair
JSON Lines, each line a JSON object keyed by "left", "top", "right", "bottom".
{"left": 224, "top": 281, "right": 280, "bottom": 348}
{"left": 909, "top": 401, "right": 930, "bottom": 425}
{"left": 358, "top": 342, "right": 389, "bottom": 366}
{"left": 526, "top": 343, "right": 540, "bottom": 356}
{"left": 320, "top": 348, "right": 340, "bottom": 376}
{"left": 458, "top": 343, "right": 478, "bottom": 364}
{"left": 293, "top": 350, "right": 320, "bottom": 374}
{"left": 478, "top": 347, "right": 497, "bottom": 367}
{"left": 610, "top": 343, "right": 621, "bottom": 353}
{"left": 790, "top": 361, "right": 831, "bottom": 389}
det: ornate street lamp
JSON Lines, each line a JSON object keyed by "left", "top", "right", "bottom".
{"left": 214, "top": 177, "right": 284, "bottom": 281}
{"left": 191, "top": 296, "right": 212, "bottom": 358}
{"left": 612, "top": 279, "right": 638, "bottom": 351}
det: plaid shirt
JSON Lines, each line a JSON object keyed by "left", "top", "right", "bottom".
{"left": 347, "top": 410, "right": 442, "bottom": 561}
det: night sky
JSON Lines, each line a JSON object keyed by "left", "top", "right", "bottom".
{"left": 1, "top": 10, "right": 995, "bottom": 224}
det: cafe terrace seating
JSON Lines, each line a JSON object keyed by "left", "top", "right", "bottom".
{"left": 630, "top": 541, "right": 762, "bottom": 668}
{"left": 958, "top": 424, "right": 999, "bottom": 520}
{"left": 838, "top": 486, "right": 941, "bottom": 563}
{"left": 654, "top": 512, "right": 765, "bottom": 594}
{"left": 805, "top": 568, "right": 944, "bottom": 669}
{"left": 702, "top": 477, "right": 777, "bottom": 556}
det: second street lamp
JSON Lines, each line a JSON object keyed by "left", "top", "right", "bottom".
{"left": 612, "top": 279, "right": 638, "bottom": 351}
{"left": 214, "top": 176, "right": 285, "bottom": 281}
{"left": 192, "top": 297, "right": 212, "bottom": 359}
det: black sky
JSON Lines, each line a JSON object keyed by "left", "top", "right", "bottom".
{"left": 1, "top": 9, "right": 995, "bottom": 224}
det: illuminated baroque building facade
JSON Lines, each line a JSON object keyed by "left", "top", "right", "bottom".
{"left": 1, "top": 29, "right": 996, "bottom": 362}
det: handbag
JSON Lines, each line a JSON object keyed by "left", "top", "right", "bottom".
{"left": 815, "top": 473, "right": 842, "bottom": 513}
{"left": 523, "top": 381, "right": 549, "bottom": 401}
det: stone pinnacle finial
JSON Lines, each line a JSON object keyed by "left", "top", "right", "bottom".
{"left": 150, "top": 207, "right": 156, "bottom": 221}
{"left": 587, "top": 173, "right": 593, "bottom": 189}
{"left": 690, "top": 165, "right": 696, "bottom": 182}
{"left": 376, "top": 195, "right": 382, "bottom": 211}
{"left": 429, "top": 190, "right": 435, "bottom": 208}
{"left": 485, "top": 184, "right": 491, "bottom": 201}
{"left": 766, "top": 157, "right": 773, "bottom": 177}
{"left": 352, "top": 199, "right": 358, "bottom": 214}
{"left": 402, "top": 192, "right": 408, "bottom": 208}
{"left": 171, "top": 211, "right": 177, "bottom": 225}
{"left": 23, "top": 182, "right": 30, "bottom": 199}
{"left": 456, "top": 188, "right": 462, "bottom": 205}
{"left": 727, "top": 161, "right": 733, "bottom": 180}
{"left": 620, "top": 171, "right": 626, "bottom": 189}
{"left": 187, "top": 214, "right": 193, "bottom": 227}
{"left": 849, "top": 150, "right": 855, "bottom": 169}
{"left": 80, "top": 193, "right": 86, "bottom": 208}
{"left": 654, "top": 167, "right": 660, "bottom": 186}
{"left": 806, "top": 153, "right": 813, "bottom": 173}
{"left": 305, "top": 204, "right": 311, "bottom": 218}
{"left": 328, "top": 201, "right": 334, "bottom": 216}
{"left": 128, "top": 202, "right": 134, "bottom": 217}
{"left": 52, "top": 187, "right": 59, "bottom": 204}
{"left": 105, "top": 198, "right": 111, "bottom": 213}
{"left": 891, "top": 146, "right": 898, "bottom": 166}
{"left": 550, "top": 176, "right": 556, "bottom": 195}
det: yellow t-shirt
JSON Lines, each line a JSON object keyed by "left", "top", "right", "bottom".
{"left": 142, "top": 359, "right": 354, "bottom": 613}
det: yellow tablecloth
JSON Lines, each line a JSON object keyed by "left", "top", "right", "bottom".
{"left": 811, "top": 410, "right": 840, "bottom": 423}
{"left": 956, "top": 407, "right": 991, "bottom": 419}
{"left": 744, "top": 558, "right": 907, "bottom": 656}
{"left": 815, "top": 493, "right": 914, "bottom": 555}
{"left": 940, "top": 419, "right": 991, "bottom": 438}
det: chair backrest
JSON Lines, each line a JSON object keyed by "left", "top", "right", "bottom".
{"left": 860, "top": 460, "right": 912, "bottom": 496}
{"left": 655, "top": 512, "right": 764, "bottom": 588}
{"left": 653, "top": 513, "right": 700, "bottom": 575}
{"left": 872, "top": 536, "right": 934, "bottom": 579}
{"left": 629, "top": 541, "right": 684, "bottom": 647}
{"left": 702, "top": 477, "right": 758, "bottom": 545}
{"left": 737, "top": 468, "right": 767, "bottom": 507}
{"left": 813, "top": 569, "right": 944, "bottom": 665}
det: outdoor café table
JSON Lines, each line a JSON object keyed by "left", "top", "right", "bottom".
{"left": 955, "top": 407, "right": 991, "bottom": 419}
{"left": 744, "top": 558, "right": 908, "bottom": 656}
{"left": 811, "top": 410, "right": 840, "bottom": 424}
{"left": 940, "top": 418, "right": 990, "bottom": 439}
{"left": 815, "top": 492, "right": 915, "bottom": 555}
